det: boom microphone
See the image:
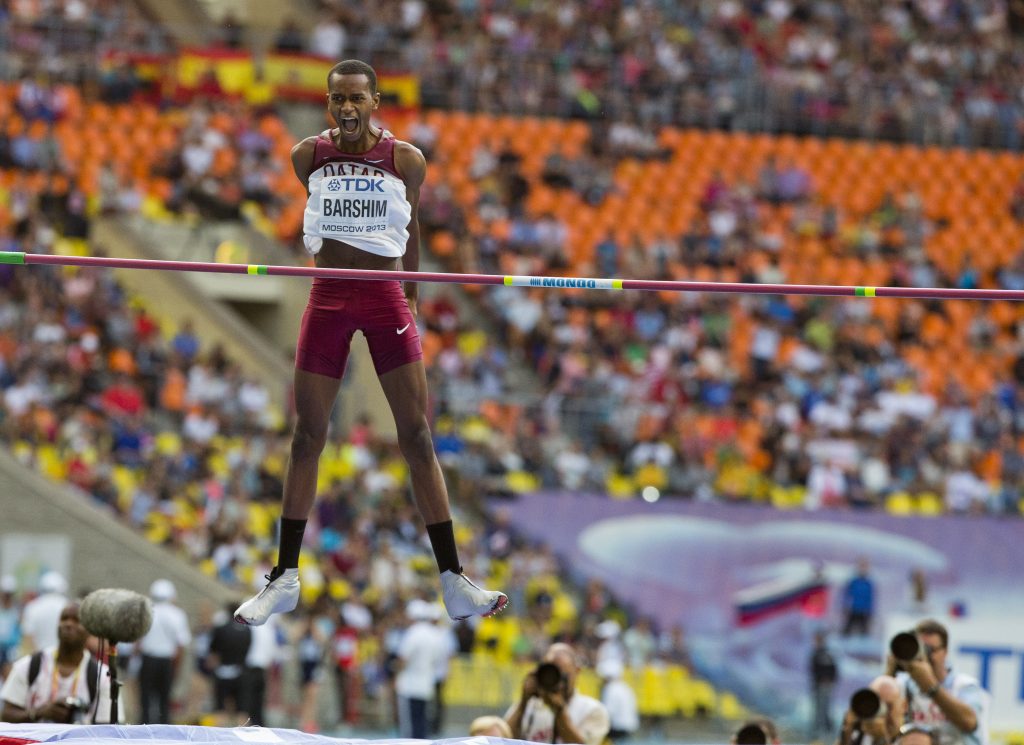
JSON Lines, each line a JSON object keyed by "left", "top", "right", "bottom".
{"left": 80, "top": 588, "right": 153, "bottom": 643}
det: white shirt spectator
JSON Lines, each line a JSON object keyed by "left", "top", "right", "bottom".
{"left": 601, "top": 674, "right": 639, "bottom": 734}
{"left": 395, "top": 618, "right": 445, "bottom": 701}
{"left": 944, "top": 469, "right": 990, "bottom": 513}
{"left": 139, "top": 600, "right": 191, "bottom": 659}
{"left": 555, "top": 446, "right": 591, "bottom": 490}
{"left": 506, "top": 691, "right": 610, "bottom": 745}
{"left": 622, "top": 624, "right": 657, "bottom": 668}
{"left": 751, "top": 324, "right": 780, "bottom": 362}
{"left": 246, "top": 619, "right": 282, "bottom": 670}
{"left": 860, "top": 456, "right": 892, "bottom": 495}
{"left": 809, "top": 400, "right": 853, "bottom": 432}
{"left": 21, "top": 586, "right": 68, "bottom": 651}
{"left": 434, "top": 624, "right": 458, "bottom": 684}
{"left": 183, "top": 409, "right": 219, "bottom": 443}
{"left": 238, "top": 381, "right": 269, "bottom": 414}
{"left": 0, "top": 646, "right": 121, "bottom": 723}
{"left": 5, "top": 380, "right": 43, "bottom": 418}
{"left": 309, "top": 17, "right": 346, "bottom": 59}
{"left": 806, "top": 461, "right": 848, "bottom": 510}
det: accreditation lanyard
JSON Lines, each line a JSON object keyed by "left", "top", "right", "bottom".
{"left": 49, "top": 658, "right": 82, "bottom": 703}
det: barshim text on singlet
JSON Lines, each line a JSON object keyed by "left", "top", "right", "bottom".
{"left": 319, "top": 162, "right": 389, "bottom": 235}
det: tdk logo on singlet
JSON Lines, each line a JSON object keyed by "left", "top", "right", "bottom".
{"left": 324, "top": 177, "right": 384, "bottom": 193}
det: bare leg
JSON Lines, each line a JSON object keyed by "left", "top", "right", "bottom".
{"left": 283, "top": 369, "right": 343, "bottom": 520}
{"left": 378, "top": 359, "right": 506, "bottom": 619}
{"left": 378, "top": 360, "right": 451, "bottom": 524}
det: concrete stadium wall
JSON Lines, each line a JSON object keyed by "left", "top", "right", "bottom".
{"left": 0, "top": 448, "right": 234, "bottom": 619}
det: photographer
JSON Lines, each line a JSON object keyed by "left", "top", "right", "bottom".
{"left": 838, "top": 675, "right": 906, "bottom": 745}
{"left": 505, "top": 642, "right": 610, "bottom": 745}
{"left": 887, "top": 620, "right": 988, "bottom": 745}
{"left": 1, "top": 602, "right": 117, "bottom": 724}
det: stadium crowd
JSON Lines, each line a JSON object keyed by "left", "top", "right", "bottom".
{"left": 295, "top": 0, "right": 1024, "bottom": 149}
{"left": 0, "top": 0, "right": 1020, "bottom": 737}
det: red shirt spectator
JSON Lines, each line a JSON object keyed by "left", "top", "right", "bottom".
{"left": 101, "top": 376, "right": 145, "bottom": 417}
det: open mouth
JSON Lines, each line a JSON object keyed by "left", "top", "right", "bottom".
{"left": 340, "top": 117, "right": 359, "bottom": 135}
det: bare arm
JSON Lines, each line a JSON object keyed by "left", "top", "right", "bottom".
{"left": 290, "top": 136, "right": 319, "bottom": 195}
{"left": 394, "top": 141, "right": 427, "bottom": 314}
{"left": 2, "top": 700, "right": 33, "bottom": 723}
{"left": 505, "top": 672, "right": 538, "bottom": 739}
{"left": 905, "top": 661, "right": 978, "bottom": 733}
{"left": 930, "top": 687, "right": 978, "bottom": 733}
{"left": 552, "top": 707, "right": 590, "bottom": 745}
{"left": 2, "top": 699, "right": 72, "bottom": 724}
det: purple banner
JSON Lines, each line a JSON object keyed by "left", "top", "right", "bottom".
{"left": 495, "top": 493, "right": 1022, "bottom": 723}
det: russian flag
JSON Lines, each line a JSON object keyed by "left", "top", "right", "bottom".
{"left": 734, "top": 574, "right": 830, "bottom": 626}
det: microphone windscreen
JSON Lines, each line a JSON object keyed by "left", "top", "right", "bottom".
{"left": 80, "top": 588, "right": 153, "bottom": 643}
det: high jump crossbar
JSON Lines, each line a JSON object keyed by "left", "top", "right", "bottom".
{"left": 3, "top": 251, "right": 1022, "bottom": 302}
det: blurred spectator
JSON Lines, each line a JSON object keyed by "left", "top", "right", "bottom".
{"left": 395, "top": 600, "right": 446, "bottom": 739}
{"left": 242, "top": 617, "right": 283, "bottom": 727}
{"left": 20, "top": 571, "right": 68, "bottom": 652}
{"left": 295, "top": 614, "right": 327, "bottom": 732}
{"left": 842, "top": 558, "right": 875, "bottom": 637}
{"left": 1, "top": 602, "right": 119, "bottom": 723}
{"left": 218, "top": 12, "right": 247, "bottom": 49}
{"left": 621, "top": 617, "right": 656, "bottom": 669}
{"left": 506, "top": 642, "right": 610, "bottom": 745}
{"left": 309, "top": 11, "right": 347, "bottom": 59}
{"left": 471, "top": 715, "right": 513, "bottom": 737}
{"left": 274, "top": 19, "right": 306, "bottom": 54}
{"left": 892, "top": 619, "right": 989, "bottom": 745}
{"left": 598, "top": 659, "right": 639, "bottom": 742}
{"left": 138, "top": 579, "right": 191, "bottom": 724}
{"left": 0, "top": 577, "right": 21, "bottom": 677}
{"left": 431, "top": 613, "right": 458, "bottom": 736}
{"left": 206, "top": 603, "right": 251, "bottom": 719}
{"left": 808, "top": 630, "right": 837, "bottom": 742}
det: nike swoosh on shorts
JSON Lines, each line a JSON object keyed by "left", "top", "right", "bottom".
{"left": 397, "top": 323, "right": 411, "bottom": 334}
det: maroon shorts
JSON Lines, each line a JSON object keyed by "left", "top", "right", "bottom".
{"left": 295, "top": 278, "right": 422, "bottom": 379}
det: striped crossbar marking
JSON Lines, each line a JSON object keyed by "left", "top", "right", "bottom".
{"left": 855, "top": 287, "right": 877, "bottom": 297}
{"left": 504, "top": 276, "right": 623, "bottom": 290}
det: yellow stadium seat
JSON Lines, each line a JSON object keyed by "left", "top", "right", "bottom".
{"left": 606, "top": 471, "right": 636, "bottom": 499}
{"left": 916, "top": 492, "right": 944, "bottom": 516}
{"left": 886, "top": 492, "right": 914, "bottom": 516}
{"left": 718, "top": 691, "right": 746, "bottom": 720}
{"left": 639, "top": 667, "right": 675, "bottom": 717}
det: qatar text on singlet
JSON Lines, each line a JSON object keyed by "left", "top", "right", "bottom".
{"left": 302, "top": 131, "right": 412, "bottom": 258}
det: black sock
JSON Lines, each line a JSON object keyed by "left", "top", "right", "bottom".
{"left": 426, "top": 520, "right": 461, "bottom": 574}
{"left": 277, "top": 518, "right": 307, "bottom": 570}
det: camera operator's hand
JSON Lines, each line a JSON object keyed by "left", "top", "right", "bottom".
{"left": 521, "top": 671, "right": 539, "bottom": 701}
{"left": 541, "top": 684, "right": 569, "bottom": 714}
{"left": 840, "top": 710, "right": 887, "bottom": 745}
{"left": 885, "top": 654, "right": 899, "bottom": 677}
{"left": 36, "top": 700, "right": 73, "bottom": 723}
{"left": 904, "top": 657, "right": 939, "bottom": 693}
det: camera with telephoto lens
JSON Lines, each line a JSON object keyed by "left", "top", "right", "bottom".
{"left": 533, "top": 661, "right": 565, "bottom": 695}
{"left": 849, "top": 688, "right": 887, "bottom": 720}
{"left": 890, "top": 631, "right": 934, "bottom": 664}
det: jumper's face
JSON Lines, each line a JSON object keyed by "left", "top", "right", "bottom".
{"left": 327, "top": 74, "right": 379, "bottom": 144}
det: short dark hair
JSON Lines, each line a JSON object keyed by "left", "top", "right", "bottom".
{"left": 915, "top": 619, "right": 949, "bottom": 649}
{"left": 733, "top": 718, "right": 778, "bottom": 745}
{"left": 327, "top": 59, "right": 377, "bottom": 94}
